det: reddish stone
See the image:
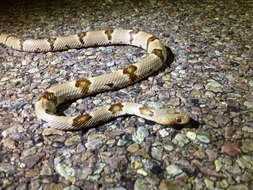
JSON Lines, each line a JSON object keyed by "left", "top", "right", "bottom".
{"left": 221, "top": 142, "right": 241, "bottom": 157}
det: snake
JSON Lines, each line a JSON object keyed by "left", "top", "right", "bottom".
{"left": 0, "top": 29, "right": 190, "bottom": 130}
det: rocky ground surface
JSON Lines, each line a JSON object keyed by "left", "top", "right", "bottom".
{"left": 0, "top": 0, "right": 252, "bottom": 189}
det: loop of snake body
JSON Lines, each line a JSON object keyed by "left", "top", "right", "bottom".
{"left": 0, "top": 29, "right": 190, "bottom": 130}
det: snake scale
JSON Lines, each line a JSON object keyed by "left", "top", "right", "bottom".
{"left": 0, "top": 29, "right": 190, "bottom": 130}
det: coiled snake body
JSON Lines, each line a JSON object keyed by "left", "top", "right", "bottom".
{"left": 0, "top": 29, "right": 190, "bottom": 130}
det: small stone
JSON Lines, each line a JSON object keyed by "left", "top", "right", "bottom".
{"left": 85, "top": 51, "right": 93, "bottom": 56}
{"left": 65, "top": 135, "right": 81, "bottom": 146}
{"left": 63, "top": 185, "right": 80, "bottom": 190}
{"left": 214, "top": 159, "right": 222, "bottom": 172}
{"left": 94, "top": 162, "right": 106, "bottom": 175}
{"left": 166, "top": 164, "right": 183, "bottom": 176}
{"left": 25, "top": 169, "right": 40, "bottom": 177}
{"left": 159, "top": 129, "right": 169, "bottom": 137}
{"left": 107, "top": 187, "right": 127, "bottom": 190}
{"left": 132, "top": 127, "right": 149, "bottom": 144}
{"left": 219, "top": 179, "right": 229, "bottom": 189}
{"left": 242, "top": 126, "right": 253, "bottom": 133}
{"left": 127, "top": 143, "right": 139, "bottom": 153}
{"left": 42, "top": 128, "right": 65, "bottom": 136}
{"left": 197, "top": 135, "right": 210, "bottom": 144}
{"left": 1, "top": 138, "right": 18, "bottom": 149}
{"left": 22, "top": 147, "right": 37, "bottom": 158}
{"left": 151, "top": 146, "right": 163, "bottom": 160}
{"left": 167, "top": 97, "right": 180, "bottom": 106}
{"left": 135, "top": 148, "right": 150, "bottom": 159}
{"left": 244, "top": 101, "right": 253, "bottom": 108}
{"left": 85, "top": 134, "right": 105, "bottom": 150}
{"left": 172, "top": 134, "right": 189, "bottom": 147}
{"left": 117, "top": 139, "right": 127, "bottom": 146}
{"left": 134, "top": 161, "right": 143, "bottom": 169}
{"left": 40, "top": 161, "right": 53, "bottom": 175}
{"left": 227, "top": 184, "right": 248, "bottom": 190}
{"left": 221, "top": 142, "right": 241, "bottom": 157}
{"left": 55, "top": 161, "right": 75, "bottom": 179}
{"left": 163, "top": 144, "right": 174, "bottom": 152}
{"left": 2, "top": 125, "right": 24, "bottom": 137}
{"left": 22, "top": 153, "right": 45, "bottom": 169}
{"left": 44, "top": 183, "right": 64, "bottom": 190}
{"left": 137, "top": 168, "right": 148, "bottom": 176}
{"left": 146, "top": 175, "right": 159, "bottom": 186}
{"left": 242, "top": 139, "right": 253, "bottom": 152}
{"left": 159, "top": 180, "right": 170, "bottom": 190}
{"left": 206, "top": 80, "right": 222, "bottom": 92}
{"left": 186, "top": 131, "right": 196, "bottom": 141}
{"left": 134, "top": 178, "right": 148, "bottom": 190}
{"left": 204, "top": 179, "right": 214, "bottom": 189}
{"left": 236, "top": 155, "right": 253, "bottom": 169}
{"left": 194, "top": 148, "right": 206, "bottom": 159}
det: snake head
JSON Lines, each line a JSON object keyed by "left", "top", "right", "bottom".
{"left": 155, "top": 108, "right": 190, "bottom": 126}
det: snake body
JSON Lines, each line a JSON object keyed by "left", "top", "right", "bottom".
{"left": 0, "top": 29, "right": 190, "bottom": 130}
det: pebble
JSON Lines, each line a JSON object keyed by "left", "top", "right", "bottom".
{"left": 85, "top": 134, "right": 105, "bottom": 150}
{"left": 221, "top": 142, "right": 241, "bottom": 157}
{"left": 163, "top": 144, "right": 174, "bottom": 152}
{"left": 42, "top": 128, "right": 65, "bottom": 136}
{"left": 132, "top": 127, "right": 149, "bottom": 144}
{"left": 64, "top": 185, "right": 80, "bottom": 190}
{"left": 241, "top": 139, "right": 253, "bottom": 152}
{"left": 151, "top": 146, "right": 163, "bottom": 160}
{"left": 44, "top": 183, "right": 64, "bottom": 190}
{"left": 206, "top": 80, "right": 222, "bottom": 92}
{"left": 1, "top": 138, "right": 18, "bottom": 149}
{"left": 134, "top": 178, "right": 148, "bottom": 190}
{"left": 54, "top": 157, "right": 75, "bottom": 179}
{"left": 158, "top": 128, "right": 170, "bottom": 137}
{"left": 172, "top": 134, "right": 189, "bottom": 147}
{"left": 107, "top": 187, "right": 127, "bottom": 190}
{"left": 244, "top": 101, "right": 253, "bottom": 108}
{"left": 186, "top": 131, "right": 196, "bottom": 141}
{"left": 127, "top": 143, "right": 140, "bottom": 153}
{"left": 196, "top": 135, "right": 210, "bottom": 144}
{"left": 227, "top": 184, "right": 249, "bottom": 190}
{"left": 166, "top": 164, "right": 183, "bottom": 176}
{"left": 65, "top": 135, "right": 81, "bottom": 146}
{"left": 219, "top": 179, "right": 229, "bottom": 189}
{"left": 214, "top": 159, "right": 222, "bottom": 172}
{"left": 137, "top": 168, "right": 148, "bottom": 176}
{"left": 22, "top": 147, "right": 37, "bottom": 158}
{"left": 204, "top": 179, "right": 214, "bottom": 189}
{"left": 2, "top": 125, "right": 25, "bottom": 137}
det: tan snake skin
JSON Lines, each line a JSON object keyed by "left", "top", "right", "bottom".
{"left": 0, "top": 29, "right": 190, "bottom": 130}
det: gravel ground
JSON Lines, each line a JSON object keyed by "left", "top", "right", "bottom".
{"left": 0, "top": 0, "right": 252, "bottom": 189}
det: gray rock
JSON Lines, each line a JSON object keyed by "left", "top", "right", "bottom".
{"left": 132, "top": 127, "right": 149, "bottom": 144}
{"left": 166, "top": 164, "right": 183, "bottom": 176}
{"left": 134, "top": 178, "right": 148, "bottom": 190}
{"left": 172, "top": 134, "right": 189, "bottom": 147}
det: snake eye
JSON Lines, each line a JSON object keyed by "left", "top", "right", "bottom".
{"left": 176, "top": 117, "right": 182, "bottom": 123}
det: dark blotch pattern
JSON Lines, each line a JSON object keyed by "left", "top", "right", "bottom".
{"left": 123, "top": 65, "right": 138, "bottom": 82}
{"left": 151, "top": 49, "right": 164, "bottom": 62}
{"left": 139, "top": 106, "right": 154, "bottom": 117}
{"left": 109, "top": 103, "right": 124, "bottom": 114}
{"left": 146, "top": 36, "right": 159, "bottom": 50}
{"left": 72, "top": 114, "right": 92, "bottom": 128}
{"left": 105, "top": 30, "right": 114, "bottom": 41}
{"left": 78, "top": 32, "right": 86, "bottom": 44}
{"left": 75, "top": 78, "right": 91, "bottom": 94}
{"left": 48, "top": 38, "right": 56, "bottom": 51}
{"left": 39, "top": 91, "right": 57, "bottom": 105}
